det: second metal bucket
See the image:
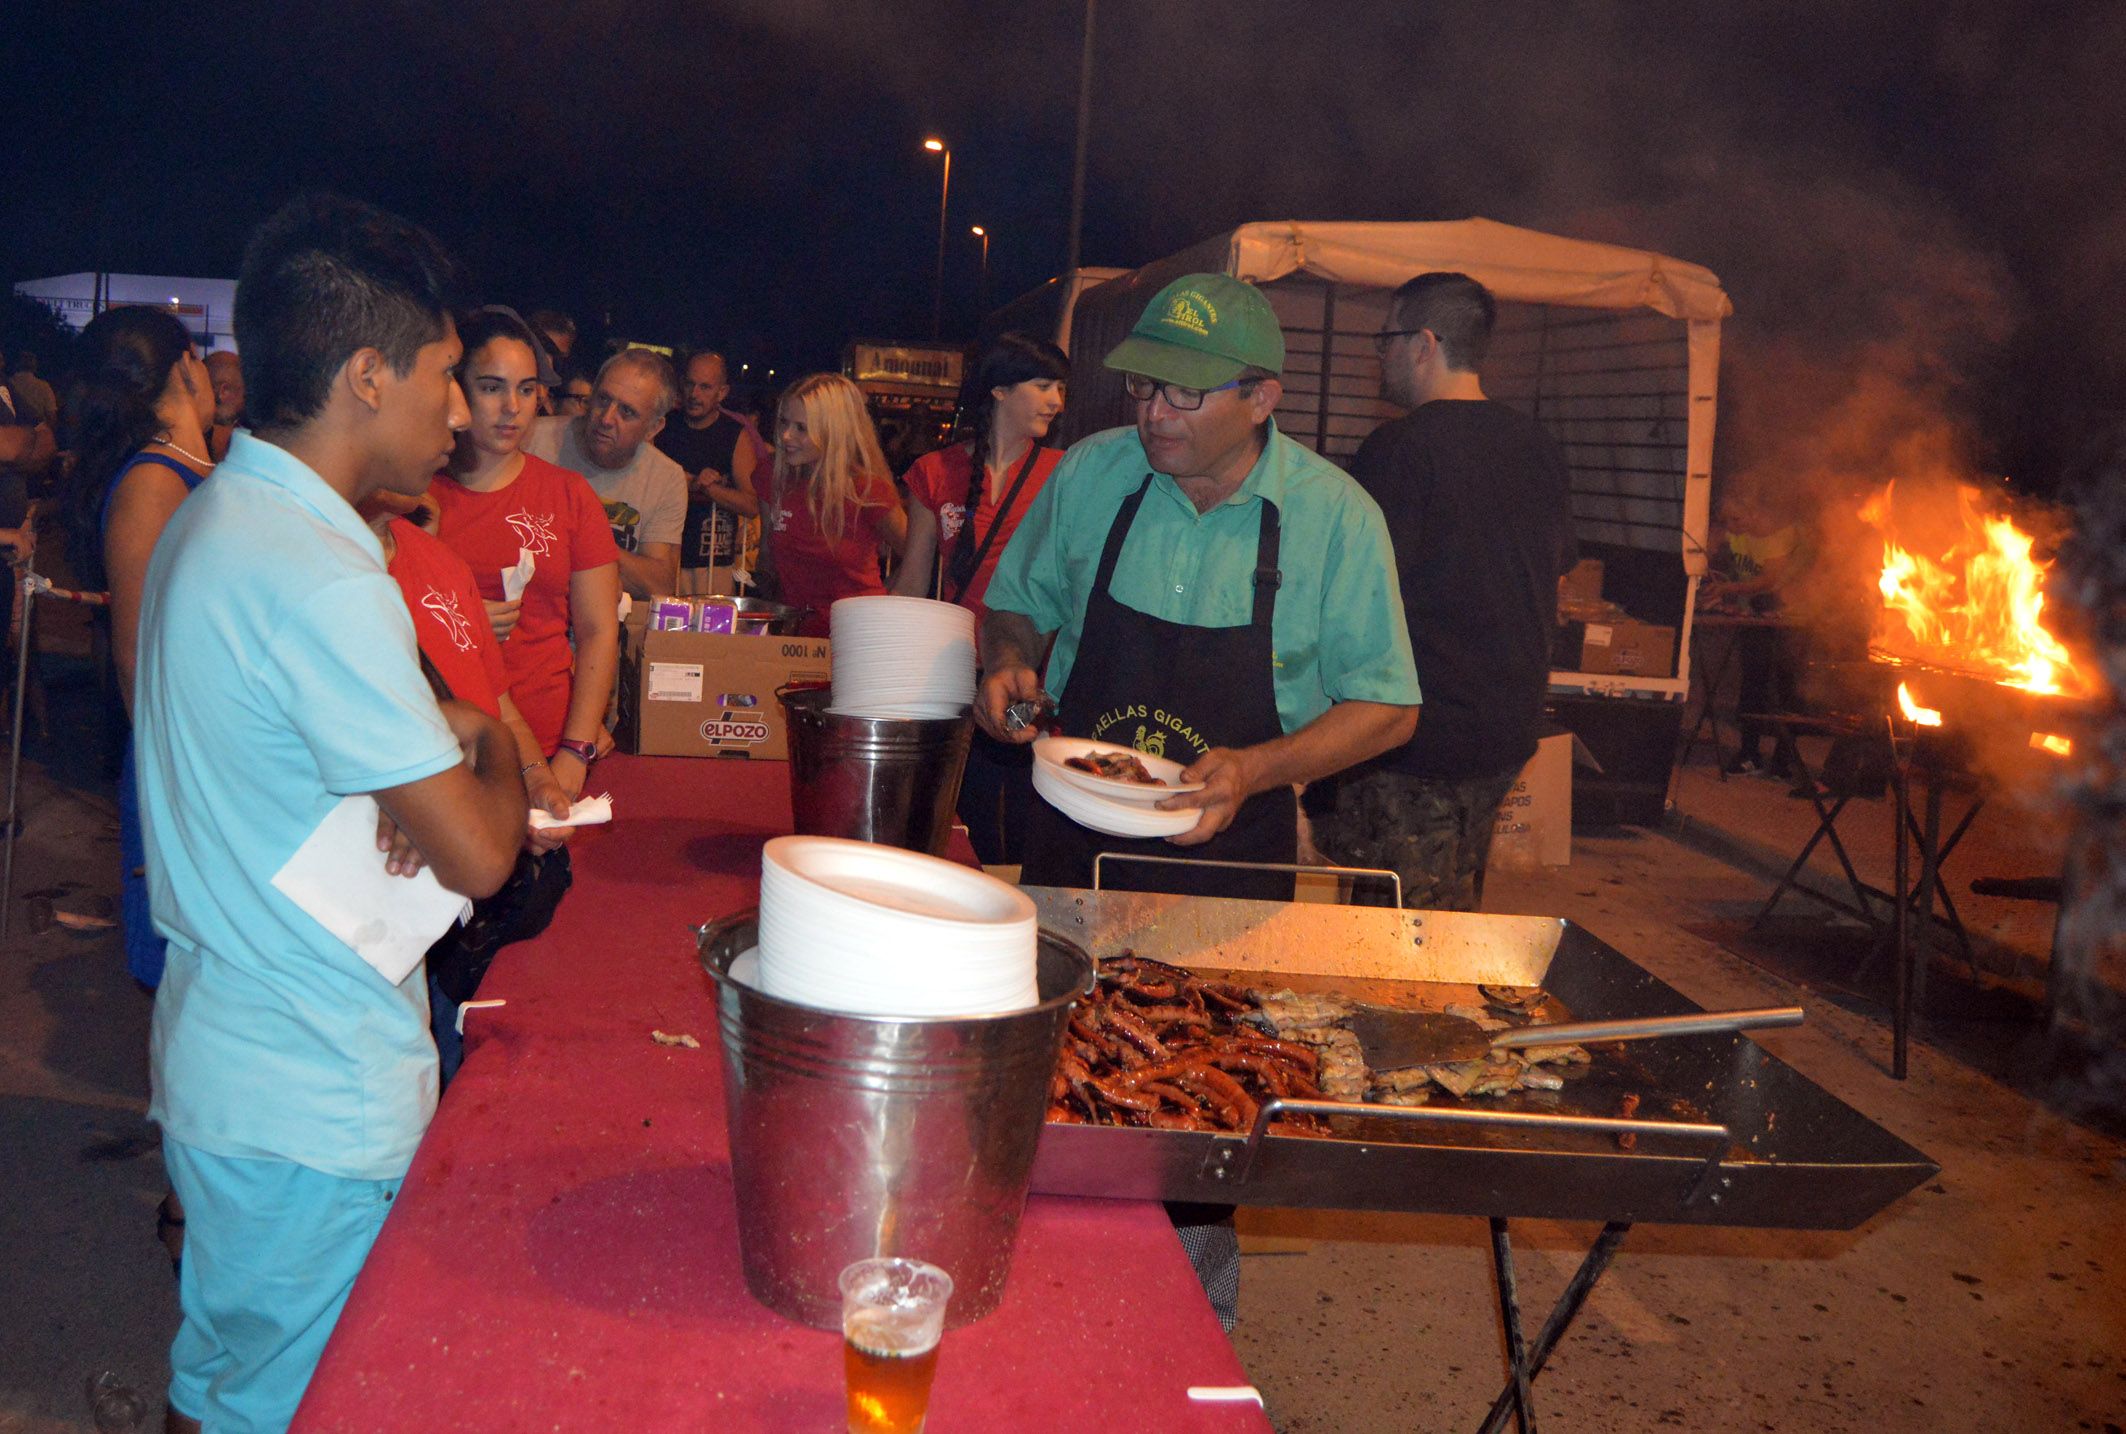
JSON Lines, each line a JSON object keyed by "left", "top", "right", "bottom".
{"left": 777, "top": 683, "right": 973, "bottom": 856}
{"left": 696, "top": 912, "right": 1094, "bottom": 1329}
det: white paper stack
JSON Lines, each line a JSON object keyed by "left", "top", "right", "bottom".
{"left": 754, "top": 835, "right": 1039, "bottom": 1017}
{"left": 828, "top": 596, "right": 976, "bottom": 719}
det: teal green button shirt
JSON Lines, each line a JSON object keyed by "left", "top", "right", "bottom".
{"left": 985, "top": 422, "right": 1422, "bottom": 734}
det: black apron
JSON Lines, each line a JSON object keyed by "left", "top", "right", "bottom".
{"left": 1020, "top": 474, "right": 1297, "bottom": 901}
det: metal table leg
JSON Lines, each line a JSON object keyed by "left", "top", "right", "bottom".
{"left": 1476, "top": 1221, "right": 1632, "bottom": 1434}
{"left": 1488, "top": 1218, "right": 1536, "bottom": 1434}
{"left": 1892, "top": 724, "right": 1911, "bottom": 1080}
{"left": 1909, "top": 779, "right": 1942, "bottom": 1026}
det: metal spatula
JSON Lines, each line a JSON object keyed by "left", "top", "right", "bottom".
{"left": 1350, "top": 1005, "right": 1806, "bottom": 1071}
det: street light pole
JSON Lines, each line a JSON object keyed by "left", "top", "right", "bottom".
{"left": 924, "top": 137, "right": 951, "bottom": 339}
{"left": 971, "top": 226, "right": 990, "bottom": 315}
{"left": 1065, "top": 0, "right": 1096, "bottom": 277}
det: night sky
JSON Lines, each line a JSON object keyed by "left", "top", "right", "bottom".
{"left": 5, "top": 1, "right": 2124, "bottom": 489}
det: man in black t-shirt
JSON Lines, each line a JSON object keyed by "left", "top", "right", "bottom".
{"left": 654, "top": 350, "right": 767, "bottom": 594}
{"left": 1307, "top": 272, "right": 1577, "bottom": 910}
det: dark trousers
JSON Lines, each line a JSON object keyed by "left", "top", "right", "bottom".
{"left": 955, "top": 728, "right": 1036, "bottom": 867}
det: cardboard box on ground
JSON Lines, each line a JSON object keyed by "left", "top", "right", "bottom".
{"left": 616, "top": 608, "right": 830, "bottom": 760}
{"left": 1489, "top": 728, "right": 1573, "bottom": 870}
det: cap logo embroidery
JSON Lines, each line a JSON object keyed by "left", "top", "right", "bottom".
{"left": 1162, "top": 291, "right": 1216, "bottom": 337}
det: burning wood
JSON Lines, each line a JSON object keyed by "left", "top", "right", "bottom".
{"left": 1861, "top": 479, "right": 2092, "bottom": 698}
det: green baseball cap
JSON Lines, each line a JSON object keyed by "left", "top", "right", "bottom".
{"left": 1103, "top": 272, "right": 1285, "bottom": 390}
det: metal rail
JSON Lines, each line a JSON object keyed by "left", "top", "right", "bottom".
{"left": 1089, "top": 851, "right": 1403, "bottom": 909}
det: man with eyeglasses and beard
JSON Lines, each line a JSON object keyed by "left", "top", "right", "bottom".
{"left": 1304, "top": 272, "right": 1577, "bottom": 914}
{"left": 978, "top": 272, "right": 1421, "bottom": 899}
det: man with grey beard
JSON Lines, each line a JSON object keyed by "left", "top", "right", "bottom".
{"left": 526, "top": 348, "right": 687, "bottom": 598}
{"left": 1306, "top": 271, "right": 1577, "bottom": 911}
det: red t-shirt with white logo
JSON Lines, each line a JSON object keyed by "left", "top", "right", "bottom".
{"left": 386, "top": 518, "right": 508, "bottom": 720}
{"left": 430, "top": 454, "right": 622, "bottom": 753}
{"left": 902, "top": 442, "right": 1062, "bottom": 625}
{"left": 766, "top": 469, "right": 899, "bottom": 637}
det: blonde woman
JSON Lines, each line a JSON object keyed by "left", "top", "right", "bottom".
{"left": 759, "top": 373, "right": 906, "bottom": 635}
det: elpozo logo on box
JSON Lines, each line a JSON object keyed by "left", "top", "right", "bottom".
{"left": 699, "top": 713, "right": 771, "bottom": 745}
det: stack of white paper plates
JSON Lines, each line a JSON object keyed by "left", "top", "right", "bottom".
{"left": 828, "top": 596, "right": 977, "bottom": 719}
{"left": 756, "top": 835, "right": 1039, "bottom": 1017}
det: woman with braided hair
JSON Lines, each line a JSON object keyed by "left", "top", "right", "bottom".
{"left": 894, "top": 333, "right": 1068, "bottom": 863}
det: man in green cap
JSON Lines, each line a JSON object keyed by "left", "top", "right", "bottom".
{"left": 977, "top": 272, "right": 1422, "bottom": 901}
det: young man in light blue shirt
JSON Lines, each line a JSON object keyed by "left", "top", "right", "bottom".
{"left": 136, "top": 194, "right": 527, "bottom": 1434}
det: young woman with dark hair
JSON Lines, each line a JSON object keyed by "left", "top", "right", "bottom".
{"left": 891, "top": 333, "right": 1069, "bottom": 864}
{"left": 893, "top": 333, "right": 1068, "bottom": 619}
{"left": 429, "top": 306, "right": 621, "bottom": 799}
{"left": 65, "top": 305, "right": 218, "bottom": 987}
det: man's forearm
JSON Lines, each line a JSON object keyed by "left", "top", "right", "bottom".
{"left": 979, "top": 609, "right": 1046, "bottom": 675}
{"left": 615, "top": 546, "right": 677, "bottom": 598}
{"left": 705, "top": 478, "right": 760, "bottom": 518}
{"left": 1239, "top": 700, "right": 1418, "bottom": 794}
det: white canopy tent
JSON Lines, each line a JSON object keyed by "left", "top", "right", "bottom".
{"left": 1060, "top": 219, "right": 1734, "bottom": 714}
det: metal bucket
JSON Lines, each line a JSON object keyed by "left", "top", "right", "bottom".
{"left": 696, "top": 912, "right": 1094, "bottom": 1329}
{"left": 777, "top": 683, "right": 973, "bottom": 856}
{"left": 715, "top": 596, "right": 808, "bottom": 636}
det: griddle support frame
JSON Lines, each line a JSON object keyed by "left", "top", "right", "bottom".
{"left": 1477, "top": 1221, "right": 1633, "bottom": 1434}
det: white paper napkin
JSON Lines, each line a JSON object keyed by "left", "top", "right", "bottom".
{"left": 270, "top": 795, "right": 473, "bottom": 987}
{"left": 528, "top": 792, "right": 613, "bottom": 831}
{"left": 501, "top": 547, "right": 536, "bottom": 602}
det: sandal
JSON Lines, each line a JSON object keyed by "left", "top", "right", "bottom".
{"left": 157, "top": 1192, "right": 185, "bottom": 1280}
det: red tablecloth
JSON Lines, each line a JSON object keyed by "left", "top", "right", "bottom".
{"left": 294, "top": 754, "right": 1268, "bottom": 1432}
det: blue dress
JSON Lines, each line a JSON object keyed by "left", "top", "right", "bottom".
{"left": 102, "top": 452, "right": 207, "bottom": 987}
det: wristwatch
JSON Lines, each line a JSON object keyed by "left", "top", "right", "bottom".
{"left": 553, "top": 738, "right": 598, "bottom": 767}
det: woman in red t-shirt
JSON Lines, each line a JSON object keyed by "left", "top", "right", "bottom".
{"left": 758, "top": 373, "right": 906, "bottom": 636}
{"left": 428, "top": 307, "right": 621, "bottom": 803}
{"left": 889, "top": 335, "right": 1069, "bottom": 866}
{"left": 892, "top": 333, "right": 1068, "bottom": 625}
{"left": 362, "top": 489, "right": 578, "bottom": 1087}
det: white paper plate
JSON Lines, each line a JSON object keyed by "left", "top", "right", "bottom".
{"left": 765, "top": 836, "right": 1033, "bottom": 925}
{"left": 1030, "top": 761, "right": 1202, "bottom": 839}
{"left": 1033, "top": 736, "right": 1204, "bottom": 804}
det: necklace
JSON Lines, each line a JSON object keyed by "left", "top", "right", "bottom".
{"left": 153, "top": 432, "right": 212, "bottom": 469}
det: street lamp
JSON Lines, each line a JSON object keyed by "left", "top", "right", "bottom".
{"left": 970, "top": 226, "right": 990, "bottom": 314}
{"left": 923, "top": 137, "right": 951, "bottom": 339}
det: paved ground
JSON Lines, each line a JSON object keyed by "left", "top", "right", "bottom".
{"left": 0, "top": 635, "right": 2119, "bottom": 1429}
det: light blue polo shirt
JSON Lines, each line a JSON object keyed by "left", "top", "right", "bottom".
{"left": 984, "top": 422, "right": 1422, "bottom": 734}
{"left": 136, "top": 432, "right": 463, "bottom": 1182}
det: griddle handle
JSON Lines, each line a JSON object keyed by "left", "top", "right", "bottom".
{"left": 1489, "top": 1005, "right": 1805, "bottom": 1051}
{"left": 1215, "top": 1098, "right": 1736, "bottom": 1209}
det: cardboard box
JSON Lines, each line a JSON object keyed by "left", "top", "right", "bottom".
{"left": 1489, "top": 730, "right": 1573, "bottom": 869}
{"left": 1558, "top": 558, "right": 1605, "bottom": 606}
{"left": 1565, "top": 618, "right": 1677, "bottom": 677}
{"left": 618, "top": 629, "right": 830, "bottom": 760}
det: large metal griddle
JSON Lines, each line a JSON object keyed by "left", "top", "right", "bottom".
{"left": 1025, "top": 885, "right": 1941, "bottom": 1431}
{"left": 1025, "top": 886, "right": 1937, "bottom": 1232}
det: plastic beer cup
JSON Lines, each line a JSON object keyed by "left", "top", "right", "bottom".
{"left": 840, "top": 1258, "right": 953, "bottom": 1434}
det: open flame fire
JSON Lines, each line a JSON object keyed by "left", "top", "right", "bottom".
{"left": 1896, "top": 682, "right": 1942, "bottom": 727}
{"left": 1861, "top": 480, "right": 2090, "bottom": 697}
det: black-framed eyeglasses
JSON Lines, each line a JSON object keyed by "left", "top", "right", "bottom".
{"left": 1372, "top": 328, "right": 1425, "bottom": 353}
{"left": 1121, "top": 373, "right": 1245, "bottom": 410}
